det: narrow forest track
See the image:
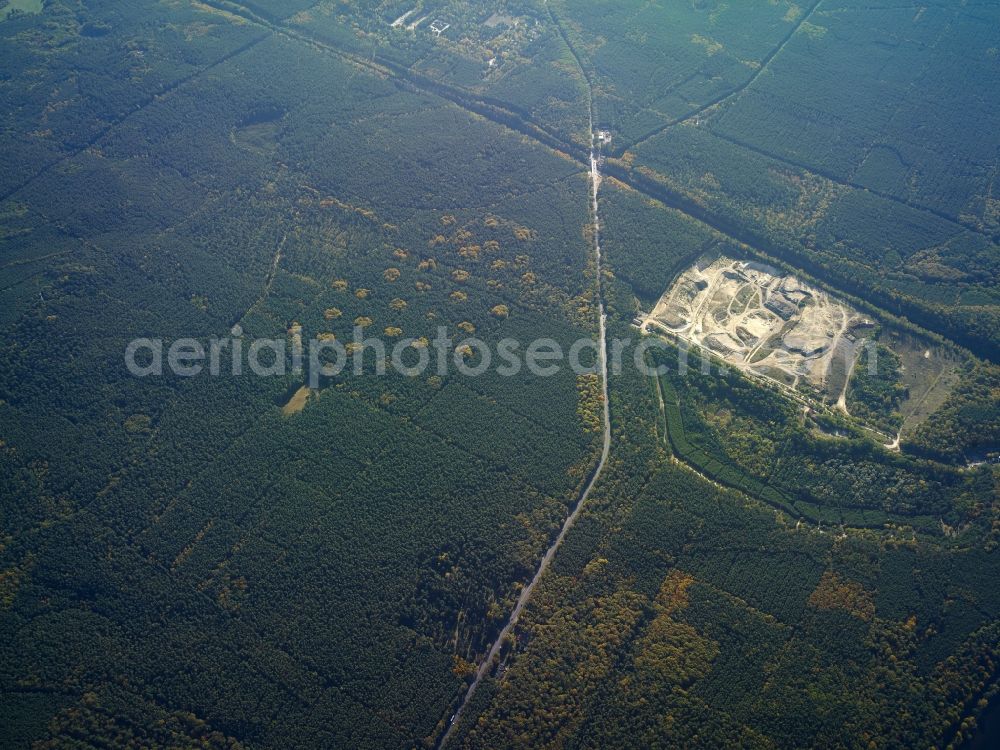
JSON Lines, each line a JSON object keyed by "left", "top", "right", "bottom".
{"left": 435, "top": 19, "right": 612, "bottom": 748}
{"left": 235, "top": 233, "right": 286, "bottom": 328}
{"left": 621, "top": 0, "right": 823, "bottom": 155}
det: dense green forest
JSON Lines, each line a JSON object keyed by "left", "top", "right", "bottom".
{"left": 846, "top": 343, "right": 907, "bottom": 434}
{"left": 0, "top": 7, "right": 601, "bottom": 744}
{"left": 1, "top": 1, "right": 998, "bottom": 748}
{"left": 449, "top": 277, "right": 1000, "bottom": 750}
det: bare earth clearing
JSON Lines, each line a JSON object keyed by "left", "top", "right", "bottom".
{"left": 645, "top": 255, "right": 871, "bottom": 400}
{"left": 641, "top": 255, "right": 961, "bottom": 444}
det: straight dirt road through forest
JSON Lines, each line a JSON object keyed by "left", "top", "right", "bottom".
{"left": 436, "top": 109, "right": 612, "bottom": 750}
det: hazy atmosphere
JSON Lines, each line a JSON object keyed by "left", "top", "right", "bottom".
{"left": 1, "top": 1, "right": 998, "bottom": 748}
